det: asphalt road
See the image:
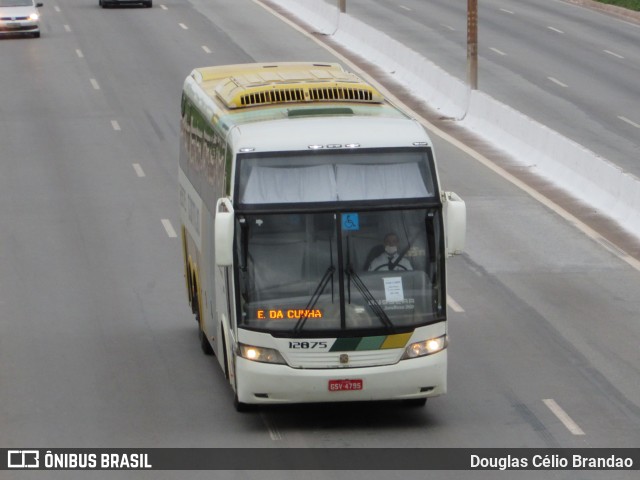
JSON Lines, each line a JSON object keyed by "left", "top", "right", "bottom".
{"left": 0, "top": 0, "right": 639, "bottom": 479}
{"left": 323, "top": 0, "right": 640, "bottom": 178}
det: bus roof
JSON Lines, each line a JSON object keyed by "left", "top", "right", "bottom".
{"left": 183, "top": 62, "right": 432, "bottom": 152}
{"left": 193, "top": 62, "right": 384, "bottom": 108}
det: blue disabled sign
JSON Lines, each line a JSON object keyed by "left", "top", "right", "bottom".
{"left": 342, "top": 213, "right": 359, "bottom": 231}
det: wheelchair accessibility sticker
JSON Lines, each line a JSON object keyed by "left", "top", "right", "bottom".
{"left": 342, "top": 213, "right": 359, "bottom": 231}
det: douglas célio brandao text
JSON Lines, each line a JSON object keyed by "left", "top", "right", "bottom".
{"left": 470, "top": 453, "right": 634, "bottom": 470}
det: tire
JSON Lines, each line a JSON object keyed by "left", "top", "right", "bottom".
{"left": 33, "top": 32, "right": 40, "bottom": 38}
{"left": 234, "top": 393, "right": 252, "bottom": 413}
{"left": 191, "top": 290, "right": 200, "bottom": 324}
{"left": 404, "top": 397, "right": 427, "bottom": 407}
{"left": 199, "top": 328, "right": 214, "bottom": 356}
{"left": 224, "top": 334, "right": 251, "bottom": 412}
{"left": 221, "top": 332, "right": 229, "bottom": 380}
{"left": 145, "top": 1, "right": 152, "bottom": 7}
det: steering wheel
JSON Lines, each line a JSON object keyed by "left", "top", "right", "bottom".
{"left": 373, "top": 262, "right": 409, "bottom": 272}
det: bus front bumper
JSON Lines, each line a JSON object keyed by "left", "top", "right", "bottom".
{"left": 235, "top": 350, "right": 446, "bottom": 405}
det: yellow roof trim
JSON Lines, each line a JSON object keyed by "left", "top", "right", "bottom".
{"left": 193, "top": 62, "right": 384, "bottom": 109}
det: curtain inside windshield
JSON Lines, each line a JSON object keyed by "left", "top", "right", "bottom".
{"left": 238, "top": 150, "right": 434, "bottom": 204}
{"left": 236, "top": 209, "right": 442, "bottom": 334}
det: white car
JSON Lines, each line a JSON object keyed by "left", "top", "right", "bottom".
{"left": 0, "top": 0, "right": 42, "bottom": 38}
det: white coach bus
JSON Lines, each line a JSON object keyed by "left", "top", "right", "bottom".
{"left": 179, "top": 62, "right": 466, "bottom": 411}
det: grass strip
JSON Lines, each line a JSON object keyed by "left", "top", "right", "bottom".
{"left": 594, "top": 0, "right": 640, "bottom": 11}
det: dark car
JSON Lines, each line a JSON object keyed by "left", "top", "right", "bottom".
{"left": 99, "top": 0, "right": 152, "bottom": 8}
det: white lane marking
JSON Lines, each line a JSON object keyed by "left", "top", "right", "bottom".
{"left": 603, "top": 49, "right": 624, "bottom": 59}
{"left": 490, "top": 47, "right": 507, "bottom": 56}
{"left": 543, "top": 399, "right": 585, "bottom": 435}
{"left": 547, "top": 26, "right": 564, "bottom": 34}
{"left": 90, "top": 78, "right": 100, "bottom": 90}
{"left": 447, "top": 295, "right": 465, "bottom": 313}
{"left": 261, "top": 413, "right": 283, "bottom": 441}
{"left": 179, "top": 23, "right": 188, "bottom": 30}
{"left": 64, "top": 24, "right": 71, "bottom": 32}
{"left": 547, "top": 76, "right": 568, "bottom": 88}
{"left": 132, "top": 164, "right": 146, "bottom": 177}
{"left": 162, "top": 219, "right": 177, "bottom": 238}
{"left": 76, "top": 49, "right": 84, "bottom": 58}
{"left": 54, "top": 5, "right": 61, "bottom": 12}
{"left": 160, "top": 4, "right": 168, "bottom": 9}
{"left": 202, "top": 45, "right": 212, "bottom": 54}
{"left": 399, "top": 5, "right": 411, "bottom": 11}
{"left": 111, "top": 120, "right": 121, "bottom": 131}
{"left": 255, "top": 0, "right": 640, "bottom": 274}
{"left": 500, "top": 8, "right": 514, "bottom": 14}
{"left": 618, "top": 116, "right": 640, "bottom": 129}
{"left": 440, "top": 24, "right": 455, "bottom": 31}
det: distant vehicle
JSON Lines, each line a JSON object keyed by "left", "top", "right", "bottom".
{"left": 180, "top": 62, "right": 466, "bottom": 411}
{"left": 99, "top": 0, "right": 152, "bottom": 8}
{"left": 0, "top": 0, "right": 42, "bottom": 38}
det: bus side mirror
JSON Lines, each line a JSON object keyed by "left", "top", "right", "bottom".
{"left": 443, "top": 191, "right": 466, "bottom": 256}
{"left": 215, "top": 197, "right": 234, "bottom": 266}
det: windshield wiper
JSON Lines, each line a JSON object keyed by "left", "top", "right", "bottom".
{"left": 346, "top": 265, "right": 395, "bottom": 332}
{"left": 293, "top": 265, "right": 335, "bottom": 333}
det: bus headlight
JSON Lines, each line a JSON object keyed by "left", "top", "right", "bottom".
{"left": 238, "top": 343, "right": 286, "bottom": 365}
{"left": 401, "top": 335, "right": 447, "bottom": 359}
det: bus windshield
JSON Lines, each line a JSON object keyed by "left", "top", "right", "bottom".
{"left": 236, "top": 208, "right": 444, "bottom": 335}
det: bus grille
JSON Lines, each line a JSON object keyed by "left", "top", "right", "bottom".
{"left": 238, "top": 86, "right": 375, "bottom": 107}
{"left": 240, "top": 88, "right": 304, "bottom": 106}
{"left": 285, "top": 349, "right": 402, "bottom": 369}
{"left": 308, "top": 87, "right": 373, "bottom": 102}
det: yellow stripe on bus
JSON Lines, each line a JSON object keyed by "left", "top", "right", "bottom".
{"left": 380, "top": 332, "right": 412, "bottom": 349}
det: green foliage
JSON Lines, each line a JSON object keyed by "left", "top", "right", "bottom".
{"left": 595, "top": 0, "right": 640, "bottom": 11}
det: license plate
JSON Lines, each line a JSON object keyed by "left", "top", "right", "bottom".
{"left": 328, "top": 379, "right": 363, "bottom": 391}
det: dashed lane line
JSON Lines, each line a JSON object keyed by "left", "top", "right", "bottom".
{"left": 604, "top": 49, "right": 624, "bottom": 59}
{"left": 447, "top": 295, "right": 465, "bottom": 313}
{"left": 161, "top": 219, "right": 177, "bottom": 238}
{"left": 132, "top": 164, "right": 146, "bottom": 177}
{"left": 543, "top": 399, "right": 585, "bottom": 435}
{"left": 618, "top": 116, "right": 640, "bottom": 129}
{"left": 547, "top": 76, "right": 568, "bottom": 88}
{"left": 261, "top": 413, "right": 283, "bottom": 441}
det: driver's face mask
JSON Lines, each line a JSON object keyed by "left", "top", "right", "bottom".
{"left": 385, "top": 246, "right": 398, "bottom": 255}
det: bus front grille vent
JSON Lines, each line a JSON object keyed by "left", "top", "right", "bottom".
{"left": 217, "top": 79, "right": 384, "bottom": 109}
{"left": 308, "top": 87, "right": 373, "bottom": 102}
{"left": 235, "top": 85, "right": 380, "bottom": 108}
{"left": 240, "top": 88, "right": 305, "bottom": 107}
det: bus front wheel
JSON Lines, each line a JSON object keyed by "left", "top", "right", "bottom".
{"left": 199, "top": 328, "right": 213, "bottom": 356}
{"left": 234, "top": 393, "right": 251, "bottom": 413}
{"left": 404, "top": 397, "right": 427, "bottom": 407}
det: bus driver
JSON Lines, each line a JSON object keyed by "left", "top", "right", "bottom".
{"left": 368, "top": 233, "right": 413, "bottom": 272}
